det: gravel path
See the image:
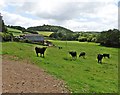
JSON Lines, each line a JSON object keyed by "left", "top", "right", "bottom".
{"left": 2, "top": 55, "right": 69, "bottom": 93}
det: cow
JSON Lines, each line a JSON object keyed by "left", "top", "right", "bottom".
{"left": 97, "top": 54, "right": 103, "bottom": 63}
{"left": 103, "top": 54, "right": 110, "bottom": 58}
{"left": 35, "top": 47, "right": 47, "bottom": 57}
{"left": 69, "top": 51, "right": 77, "bottom": 59}
{"left": 79, "top": 52, "right": 86, "bottom": 59}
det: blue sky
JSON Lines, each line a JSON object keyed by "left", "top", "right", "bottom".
{"left": 0, "top": 0, "right": 119, "bottom": 31}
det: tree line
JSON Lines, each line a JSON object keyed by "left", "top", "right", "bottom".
{"left": 97, "top": 29, "right": 120, "bottom": 47}
{"left": 49, "top": 31, "right": 99, "bottom": 42}
{"left": 49, "top": 29, "right": 120, "bottom": 48}
{"left": 1, "top": 20, "right": 119, "bottom": 48}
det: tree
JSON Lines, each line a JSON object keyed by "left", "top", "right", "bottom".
{"left": 96, "top": 29, "right": 120, "bottom": 47}
{"left": 78, "top": 36, "right": 87, "bottom": 42}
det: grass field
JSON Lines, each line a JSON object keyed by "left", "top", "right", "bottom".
{"left": 37, "top": 31, "right": 53, "bottom": 36}
{"left": 7, "top": 28, "right": 23, "bottom": 36}
{"left": 1, "top": 41, "right": 118, "bottom": 93}
{"left": 7, "top": 28, "right": 53, "bottom": 37}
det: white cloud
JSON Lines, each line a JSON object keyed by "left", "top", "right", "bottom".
{"left": 0, "top": 0, "right": 119, "bottom": 31}
{"left": 0, "top": 0, "right": 6, "bottom": 10}
{"left": 2, "top": 11, "right": 50, "bottom": 28}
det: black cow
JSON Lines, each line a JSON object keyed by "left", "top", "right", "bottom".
{"left": 69, "top": 51, "right": 77, "bottom": 59}
{"left": 35, "top": 47, "right": 47, "bottom": 57}
{"left": 97, "top": 54, "right": 103, "bottom": 63}
{"left": 103, "top": 54, "right": 110, "bottom": 58}
{"left": 79, "top": 52, "right": 86, "bottom": 58}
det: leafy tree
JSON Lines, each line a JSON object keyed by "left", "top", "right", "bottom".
{"left": 97, "top": 29, "right": 120, "bottom": 47}
{"left": 49, "top": 32, "right": 58, "bottom": 39}
{"left": 78, "top": 36, "right": 87, "bottom": 42}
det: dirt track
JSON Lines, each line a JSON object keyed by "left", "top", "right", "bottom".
{"left": 2, "top": 55, "right": 70, "bottom": 93}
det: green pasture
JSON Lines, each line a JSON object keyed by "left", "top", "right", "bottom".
{"left": 7, "top": 27, "right": 24, "bottom": 36}
{"left": 1, "top": 41, "right": 118, "bottom": 93}
{"left": 37, "top": 31, "right": 53, "bottom": 36}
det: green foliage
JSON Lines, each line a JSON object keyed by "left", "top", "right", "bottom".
{"left": 49, "top": 31, "right": 99, "bottom": 42}
{"left": 49, "top": 32, "right": 80, "bottom": 41}
{"left": 2, "top": 41, "right": 118, "bottom": 93}
{"left": 97, "top": 29, "right": 120, "bottom": 47}
{"left": 0, "top": 32, "right": 13, "bottom": 41}
{"left": 78, "top": 36, "right": 87, "bottom": 42}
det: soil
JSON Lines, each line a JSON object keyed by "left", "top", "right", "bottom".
{"left": 2, "top": 55, "right": 70, "bottom": 93}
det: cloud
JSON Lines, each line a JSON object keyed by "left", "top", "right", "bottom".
{"left": 16, "top": 1, "right": 105, "bottom": 21}
{"left": 0, "top": 0, "right": 119, "bottom": 31}
{"left": 0, "top": 0, "right": 6, "bottom": 10}
{"left": 2, "top": 11, "right": 50, "bottom": 28}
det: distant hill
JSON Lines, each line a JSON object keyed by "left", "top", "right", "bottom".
{"left": 27, "top": 25, "right": 73, "bottom": 33}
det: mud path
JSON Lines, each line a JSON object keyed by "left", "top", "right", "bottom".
{"left": 2, "top": 55, "right": 69, "bottom": 93}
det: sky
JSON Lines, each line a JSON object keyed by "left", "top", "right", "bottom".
{"left": 0, "top": 0, "right": 119, "bottom": 32}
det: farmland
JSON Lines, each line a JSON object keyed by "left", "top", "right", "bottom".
{"left": 37, "top": 31, "right": 53, "bottom": 37}
{"left": 2, "top": 41, "right": 118, "bottom": 93}
{"left": 7, "top": 27, "right": 23, "bottom": 36}
{"left": 7, "top": 28, "right": 54, "bottom": 37}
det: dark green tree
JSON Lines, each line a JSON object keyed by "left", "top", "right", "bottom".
{"left": 97, "top": 29, "right": 120, "bottom": 47}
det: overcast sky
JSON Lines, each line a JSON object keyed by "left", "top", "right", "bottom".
{"left": 0, "top": 0, "right": 119, "bottom": 31}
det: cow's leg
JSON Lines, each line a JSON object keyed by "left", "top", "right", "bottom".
{"left": 36, "top": 53, "right": 38, "bottom": 57}
{"left": 98, "top": 59, "right": 100, "bottom": 63}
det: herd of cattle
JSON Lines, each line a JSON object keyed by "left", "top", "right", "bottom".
{"left": 35, "top": 46, "right": 110, "bottom": 64}
{"left": 68, "top": 51, "right": 110, "bottom": 63}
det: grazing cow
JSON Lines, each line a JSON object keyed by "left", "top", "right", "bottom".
{"left": 79, "top": 52, "right": 86, "bottom": 58}
{"left": 103, "top": 54, "right": 110, "bottom": 58}
{"left": 35, "top": 47, "right": 47, "bottom": 57}
{"left": 97, "top": 54, "right": 103, "bottom": 63}
{"left": 69, "top": 51, "right": 77, "bottom": 59}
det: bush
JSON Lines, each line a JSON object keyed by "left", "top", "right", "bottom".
{"left": 78, "top": 37, "right": 87, "bottom": 42}
{"left": 0, "top": 33, "right": 12, "bottom": 41}
{"left": 91, "top": 37, "right": 97, "bottom": 42}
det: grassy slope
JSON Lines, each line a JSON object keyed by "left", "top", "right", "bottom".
{"left": 37, "top": 31, "right": 53, "bottom": 37}
{"left": 7, "top": 28, "right": 23, "bottom": 36}
{"left": 7, "top": 28, "right": 53, "bottom": 37}
{"left": 2, "top": 41, "right": 118, "bottom": 93}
